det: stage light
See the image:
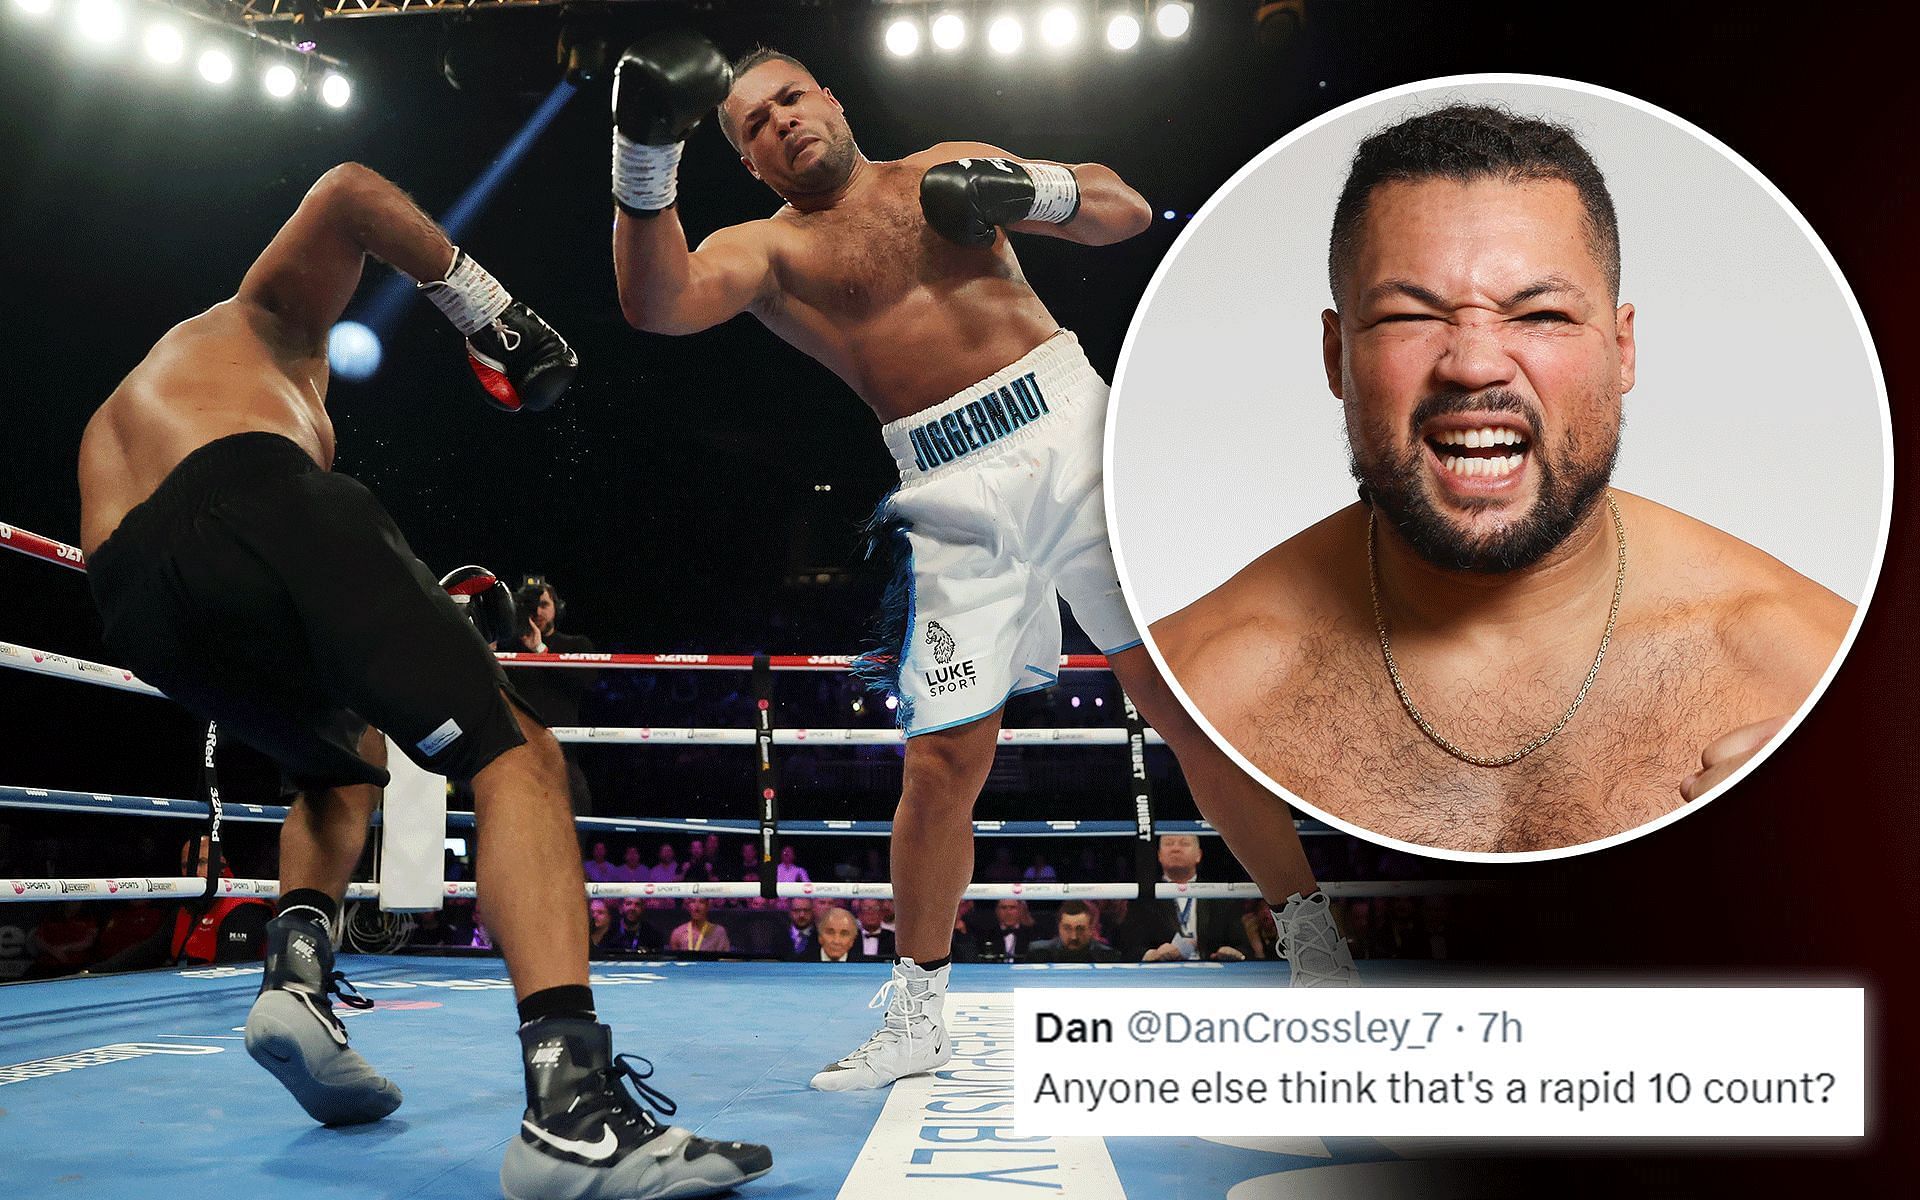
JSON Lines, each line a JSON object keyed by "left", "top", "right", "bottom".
{"left": 263, "top": 62, "right": 297, "bottom": 99}
{"left": 1154, "top": 1, "right": 1192, "bottom": 39}
{"left": 197, "top": 47, "right": 234, "bottom": 85}
{"left": 988, "top": 14, "right": 1022, "bottom": 55}
{"left": 931, "top": 11, "right": 965, "bottom": 51}
{"left": 13, "top": 0, "right": 55, "bottom": 18}
{"left": 1106, "top": 13, "right": 1141, "bottom": 50}
{"left": 328, "top": 321, "right": 382, "bottom": 382}
{"left": 885, "top": 695, "right": 899, "bottom": 711}
{"left": 142, "top": 22, "right": 183, "bottom": 65}
{"left": 1071, "top": 695, "right": 1082, "bottom": 708}
{"left": 72, "top": 0, "right": 125, "bottom": 47}
{"left": 1040, "top": 6, "right": 1079, "bottom": 48}
{"left": 1162, "top": 209, "right": 1176, "bottom": 220}
{"left": 884, "top": 18, "right": 919, "bottom": 57}
{"left": 321, "top": 71, "right": 350, "bottom": 108}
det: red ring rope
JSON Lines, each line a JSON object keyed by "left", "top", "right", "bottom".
{"left": 3, "top": 519, "right": 1116, "bottom": 671}
{"left": 0, "top": 522, "right": 85, "bottom": 572}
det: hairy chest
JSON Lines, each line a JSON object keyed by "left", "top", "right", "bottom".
{"left": 1237, "top": 623, "right": 1766, "bottom": 852}
{"left": 772, "top": 169, "right": 1016, "bottom": 319}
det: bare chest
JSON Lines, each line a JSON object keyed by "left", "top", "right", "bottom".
{"left": 1238, "top": 624, "right": 1764, "bottom": 852}
{"left": 773, "top": 171, "right": 1014, "bottom": 319}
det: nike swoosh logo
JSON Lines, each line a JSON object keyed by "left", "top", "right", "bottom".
{"left": 522, "top": 1120, "right": 619, "bottom": 1162}
{"left": 294, "top": 991, "right": 348, "bottom": 1046}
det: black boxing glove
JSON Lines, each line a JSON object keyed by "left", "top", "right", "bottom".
{"left": 612, "top": 29, "right": 734, "bottom": 217}
{"left": 418, "top": 249, "right": 578, "bottom": 413}
{"left": 920, "top": 157, "right": 1081, "bottom": 247}
{"left": 439, "top": 566, "right": 516, "bottom": 648}
{"left": 464, "top": 303, "right": 577, "bottom": 414}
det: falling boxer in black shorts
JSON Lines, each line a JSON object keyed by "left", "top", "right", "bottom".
{"left": 77, "top": 163, "right": 771, "bottom": 1199}
{"left": 88, "top": 432, "right": 536, "bottom": 794}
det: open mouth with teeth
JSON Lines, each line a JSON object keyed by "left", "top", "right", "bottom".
{"left": 1426, "top": 425, "right": 1532, "bottom": 481}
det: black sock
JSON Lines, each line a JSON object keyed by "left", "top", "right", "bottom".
{"left": 907, "top": 955, "right": 951, "bottom": 973}
{"left": 517, "top": 985, "right": 597, "bottom": 1028}
{"left": 277, "top": 889, "right": 336, "bottom": 935}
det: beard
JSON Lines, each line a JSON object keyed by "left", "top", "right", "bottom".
{"left": 786, "top": 128, "right": 859, "bottom": 194}
{"left": 1347, "top": 387, "right": 1621, "bottom": 573}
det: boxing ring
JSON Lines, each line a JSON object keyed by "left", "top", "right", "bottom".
{"left": 1, "top": 519, "right": 1496, "bottom": 1198}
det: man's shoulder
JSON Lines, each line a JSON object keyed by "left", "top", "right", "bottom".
{"left": 1624, "top": 492, "right": 1854, "bottom": 690}
{"left": 1152, "top": 507, "right": 1363, "bottom": 705}
{"left": 700, "top": 213, "right": 794, "bottom": 252}
{"left": 904, "top": 142, "right": 1003, "bottom": 167}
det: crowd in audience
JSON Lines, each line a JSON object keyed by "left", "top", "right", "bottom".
{"left": 444, "top": 832, "right": 1463, "bottom": 965}
{"left": 2, "top": 827, "right": 1460, "bottom": 981}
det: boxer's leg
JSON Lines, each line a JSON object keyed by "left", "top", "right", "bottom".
{"left": 467, "top": 698, "right": 587, "bottom": 1000}
{"left": 890, "top": 713, "right": 1005, "bottom": 962}
{"left": 278, "top": 724, "right": 386, "bottom": 910}
{"left": 1106, "top": 646, "right": 1317, "bottom": 903}
{"left": 1107, "top": 646, "right": 1356, "bottom": 985}
{"left": 811, "top": 712, "right": 1002, "bottom": 1093}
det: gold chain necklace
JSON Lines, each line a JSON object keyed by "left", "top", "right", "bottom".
{"left": 1367, "top": 493, "right": 1627, "bottom": 768}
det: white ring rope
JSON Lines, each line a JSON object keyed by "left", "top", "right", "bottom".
{"left": 0, "top": 876, "right": 1490, "bottom": 904}
{"left": 4, "top": 525, "right": 1475, "bottom": 918}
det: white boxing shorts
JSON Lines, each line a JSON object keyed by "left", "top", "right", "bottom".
{"left": 855, "top": 331, "right": 1142, "bottom": 737}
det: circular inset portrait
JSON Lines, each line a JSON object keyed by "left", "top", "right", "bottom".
{"left": 1107, "top": 76, "right": 1890, "bottom": 860}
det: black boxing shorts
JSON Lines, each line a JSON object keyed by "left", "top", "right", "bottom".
{"left": 88, "top": 432, "right": 540, "bottom": 792}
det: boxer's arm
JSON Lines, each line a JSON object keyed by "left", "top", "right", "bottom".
{"left": 1008, "top": 162, "right": 1152, "bottom": 246}
{"left": 613, "top": 212, "right": 776, "bottom": 335}
{"left": 238, "top": 163, "right": 456, "bottom": 354}
{"left": 934, "top": 142, "right": 1153, "bottom": 247}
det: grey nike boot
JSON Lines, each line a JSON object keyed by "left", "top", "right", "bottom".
{"left": 501, "top": 1017, "right": 773, "bottom": 1200}
{"left": 243, "top": 909, "right": 403, "bottom": 1125}
{"left": 1276, "top": 892, "right": 1361, "bottom": 987}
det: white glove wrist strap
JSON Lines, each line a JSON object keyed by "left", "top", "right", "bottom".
{"left": 1022, "top": 162, "right": 1080, "bottom": 225}
{"left": 418, "top": 249, "right": 512, "bottom": 337}
{"left": 613, "top": 132, "right": 683, "bottom": 212}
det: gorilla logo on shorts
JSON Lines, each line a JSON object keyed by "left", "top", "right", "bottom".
{"left": 925, "top": 620, "right": 956, "bottom": 665}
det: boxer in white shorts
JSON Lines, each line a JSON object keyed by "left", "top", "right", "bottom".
{"left": 875, "top": 332, "right": 1141, "bottom": 735}
{"left": 605, "top": 37, "right": 1361, "bottom": 1095}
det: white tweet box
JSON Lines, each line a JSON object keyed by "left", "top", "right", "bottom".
{"left": 1013, "top": 987, "right": 1864, "bottom": 1137}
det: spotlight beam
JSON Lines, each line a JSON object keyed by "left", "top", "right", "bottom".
{"left": 356, "top": 80, "right": 578, "bottom": 336}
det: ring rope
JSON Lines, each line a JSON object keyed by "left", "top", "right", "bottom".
{"left": 8, "top": 520, "right": 1363, "bottom": 917}
{"left": 0, "top": 876, "right": 1490, "bottom": 905}
{"left": 0, "top": 522, "right": 86, "bottom": 572}
{"left": 0, "top": 641, "right": 1166, "bottom": 744}
{"left": 1, "top": 509, "right": 1111, "bottom": 672}
{"left": 0, "top": 784, "right": 1333, "bottom": 839}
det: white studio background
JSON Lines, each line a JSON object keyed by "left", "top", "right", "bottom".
{"left": 1108, "top": 77, "right": 1889, "bottom": 624}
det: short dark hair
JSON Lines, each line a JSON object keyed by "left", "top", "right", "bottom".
{"left": 1328, "top": 103, "right": 1620, "bottom": 304}
{"left": 515, "top": 581, "right": 559, "bottom": 628}
{"left": 1058, "top": 900, "right": 1092, "bottom": 921}
{"left": 718, "top": 47, "right": 814, "bottom": 152}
